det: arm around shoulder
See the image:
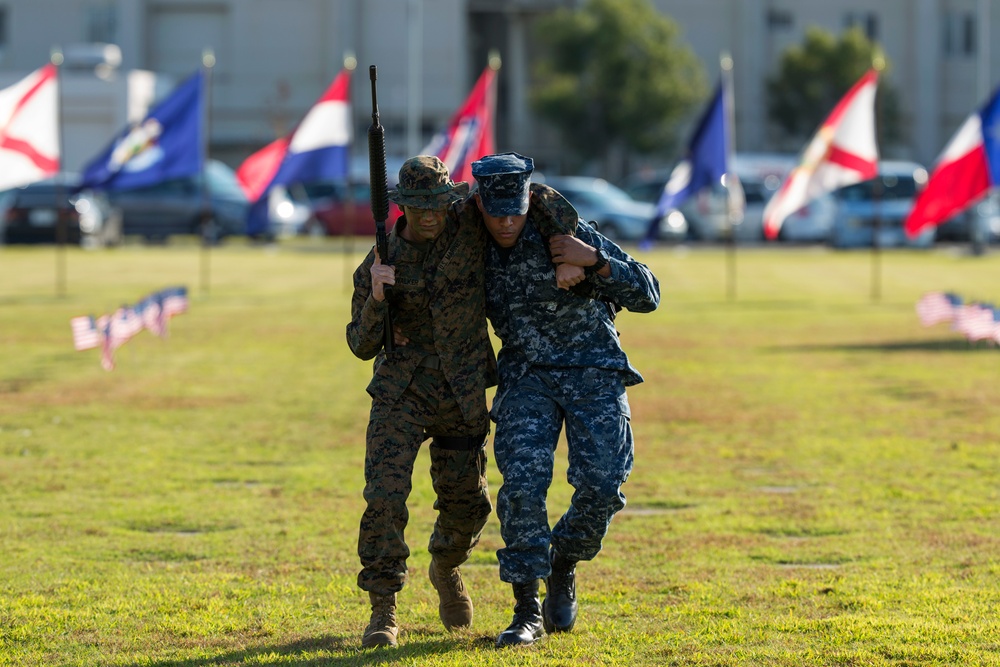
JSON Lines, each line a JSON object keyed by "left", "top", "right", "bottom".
{"left": 580, "top": 223, "right": 660, "bottom": 313}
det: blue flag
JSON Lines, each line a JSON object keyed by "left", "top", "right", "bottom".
{"left": 654, "top": 82, "right": 728, "bottom": 218}
{"left": 79, "top": 70, "right": 203, "bottom": 192}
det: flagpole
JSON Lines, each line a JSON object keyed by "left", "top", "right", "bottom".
{"left": 721, "top": 52, "right": 737, "bottom": 302}
{"left": 343, "top": 52, "right": 357, "bottom": 293}
{"left": 200, "top": 49, "right": 215, "bottom": 297}
{"left": 51, "top": 48, "right": 66, "bottom": 298}
{"left": 973, "top": 0, "right": 991, "bottom": 256}
{"left": 406, "top": 0, "right": 423, "bottom": 156}
{"left": 870, "top": 55, "right": 885, "bottom": 303}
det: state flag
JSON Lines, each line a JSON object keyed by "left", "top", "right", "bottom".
{"left": 0, "top": 64, "right": 59, "bottom": 190}
{"left": 421, "top": 65, "right": 497, "bottom": 185}
{"left": 78, "top": 70, "right": 204, "bottom": 192}
{"left": 763, "top": 70, "right": 879, "bottom": 240}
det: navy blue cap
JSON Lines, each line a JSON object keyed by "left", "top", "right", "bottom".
{"left": 471, "top": 152, "right": 534, "bottom": 216}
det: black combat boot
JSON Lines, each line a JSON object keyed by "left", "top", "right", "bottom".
{"left": 495, "top": 580, "right": 544, "bottom": 648}
{"left": 542, "top": 548, "right": 578, "bottom": 633}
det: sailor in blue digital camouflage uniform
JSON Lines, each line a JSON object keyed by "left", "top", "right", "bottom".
{"left": 470, "top": 152, "right": 660, "bottom": 648}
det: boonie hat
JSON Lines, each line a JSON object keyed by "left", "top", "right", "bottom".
{"left": 471, "top": 152, "right": 534, "bottom": 216}
{"left": 387, "top": 155, "right": 470, "bottom": 209}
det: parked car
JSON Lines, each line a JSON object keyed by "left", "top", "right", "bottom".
{"left": 267, "top": 184, "right": 315, "bottom": 237}
{"left": 827, "top": 161, "right": 934, "bottom": 248}
{"left": 310, "top": 181, "right": 402, "bottom": 236}
{"left": 0, "top": 174, "right": 122, "bottom": 247}
{"left": 108, "top": 159, "right": 249, "bottom": 242}
{"left": 935, "top": 192, "right": 1000, "bottom": 243}
{"left": 268, "top": 180, "right": 403, "bottom": 237}
{"left": 538, "top": 175, "right": 686, "bottom": 242}
{"left": 621, "top": 153, "right": 832, "bottom": 243}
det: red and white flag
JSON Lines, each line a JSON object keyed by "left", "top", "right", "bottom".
{"left": 763, "top": 70, "right": 879, "bottom": 240}
{"left": 904, "top": 85, "right": 1000, "bottom": 237}
{"left": 421, "top": 65, "right": 497, "bottom": 185}
{"left": 0, "top": 64, "right": 59, "bottom": 190}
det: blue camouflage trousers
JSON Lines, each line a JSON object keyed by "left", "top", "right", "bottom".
{"left": 357, "top": 366, "right": 492, "bottom": 596}
{"left": 491, "top": 366, "right": 634, "bottom": 584}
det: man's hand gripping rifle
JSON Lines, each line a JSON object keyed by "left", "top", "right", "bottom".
{"left": 368, "top": 65, "right": 394, "bottom": 354}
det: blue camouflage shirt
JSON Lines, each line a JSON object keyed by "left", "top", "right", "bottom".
{"left": 484, "top": 216, "right": 660, "bottom": 389}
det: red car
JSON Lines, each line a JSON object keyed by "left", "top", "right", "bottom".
{"left": 304, "top": 182, "right": 402, "bottom": 236}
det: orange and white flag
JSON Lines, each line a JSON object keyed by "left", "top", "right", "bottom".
{"left": 763, "top": 70, "right": 879, "bottom": 239}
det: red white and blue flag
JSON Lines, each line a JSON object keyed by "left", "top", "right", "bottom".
{"left": 421, "top": 66, "right": 497, "bottom": 185}
{"left": 952, "top": 302, "right": 998, "bottom": 342}
{"left": 763, "top": 70, "right": 879, "bottom": 240}
{"left": 916, "top": 291, "right": 961, "bottom": 327}
{"left": 71, "top": 315, "right": 101, "bottom": 351}
{"left": 71, "top": 286, "right": 189, "bottom": 370}
{"left": 238, "top": 69, "right": 352, "bottom": 236}
{"left": 915, "top": 291, "right": 1000, "bottom": 345}
{"left": 0, "top": 64, "right": 59, "bottom": 190}
{"left": 904, "top": 86, "right": 1000, "bottom": 237}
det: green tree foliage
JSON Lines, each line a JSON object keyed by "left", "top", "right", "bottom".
{"left": 767, "top": 27, "right": 904, "bottom": 151}
{"left": 530, "top": 0, "right": 706, "bottom": 166}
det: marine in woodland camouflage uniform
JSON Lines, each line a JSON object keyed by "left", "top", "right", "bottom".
{"left": 347, "top": 157, "right": 493, "bottom": 600}
{"left": 470, "top": 152, "right": 660, "bottom": 647}
{"left": 346, "top": 155, "right": 577, "bottom": 647}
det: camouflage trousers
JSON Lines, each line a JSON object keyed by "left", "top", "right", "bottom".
{"left": 357, "top": 366, "right": 492, "bottom": 596}
{"left": 491, "top": 366, "right": 634, "bottom": 584}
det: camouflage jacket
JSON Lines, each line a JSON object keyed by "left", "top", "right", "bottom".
{"left": 347, "top": 202, "right": 495, "bottom": 424}
{"left": 485, "top": 217, "right": 660, "bottom": 390}
{"left": 346, "top": 184, "right": 579, "bottom": 423}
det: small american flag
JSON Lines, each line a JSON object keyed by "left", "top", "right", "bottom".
{"left": 71, "top": 285, "right": 190, "bottom": 370}
{"left": 70, "top": 316, "right": 101, "bottom": 351}
{"left": 916, "top": 291, "right": 958, "bottom": 327}
{"left": 140, "top": 299, "right": 165, "bottom": 337}
{"left": 953, "top": 303, "right": 997, "bottom": 341}
{"left": 161, "top": 286, "right": 189, "bottom": 317}
{"left": 97, "top": 315, "right": 114, "bottom": 371}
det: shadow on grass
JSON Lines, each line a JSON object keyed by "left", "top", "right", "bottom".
{"left": 772, "top": 338, "right": 997, "bottom": 353}
{"left": 121, "top": 633, "right": 497, "bottom": 666}
{"left": 676, "top": 299, "right": 923, "bottom": 315}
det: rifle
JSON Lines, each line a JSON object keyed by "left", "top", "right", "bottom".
{"left": 368, "top": 65, "right": 394, "bottom": 354}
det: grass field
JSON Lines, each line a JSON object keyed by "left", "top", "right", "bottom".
{"left": 2, "top": 239, "right": 1000, "bottom": 666}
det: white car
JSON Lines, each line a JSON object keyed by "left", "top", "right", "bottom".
{"left": 267, "top": 185, "right": 315, "bottom": 237}
{"left": 622, "top": 153, "right": 836, "bottom": 243}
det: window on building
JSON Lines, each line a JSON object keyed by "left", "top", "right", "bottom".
{"left": 943, "top": 10, "right": 976, "bottom": 57}
{"left": 87, "top": 2, "right": 117, "bottom": 44}
{"left": 767, "top": 9, "right": 793, "bottom": 31}
{"left": 0, "top": 6, "right": 8, "bottom": 61}
{"left": 844, "top": 11, "right": 878, "bottom": 40}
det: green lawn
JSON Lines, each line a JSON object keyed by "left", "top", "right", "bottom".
{"left": 1, "top": 240, "right": 999, "bottom": 666}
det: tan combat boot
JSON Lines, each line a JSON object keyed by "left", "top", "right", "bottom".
{"left": 428, "top": 559, "right": 473, "bottom": 630}
{"left": 361, "top": 592, "right": 398, "bottom": 648}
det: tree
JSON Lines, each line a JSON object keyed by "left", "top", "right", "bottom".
{"left": 767, "top": 26, "right": 904, "bottom": 153}
{"left": 530, "top": 0, "right": 706, "bottom": 175}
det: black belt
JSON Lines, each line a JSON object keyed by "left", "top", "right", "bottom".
{"left": 418, "top": 354, "right": 442, "bottom": 370}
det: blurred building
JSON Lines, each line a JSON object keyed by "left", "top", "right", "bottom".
{"left": 0, "top": 0, "right": 995, "bottom": 175}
